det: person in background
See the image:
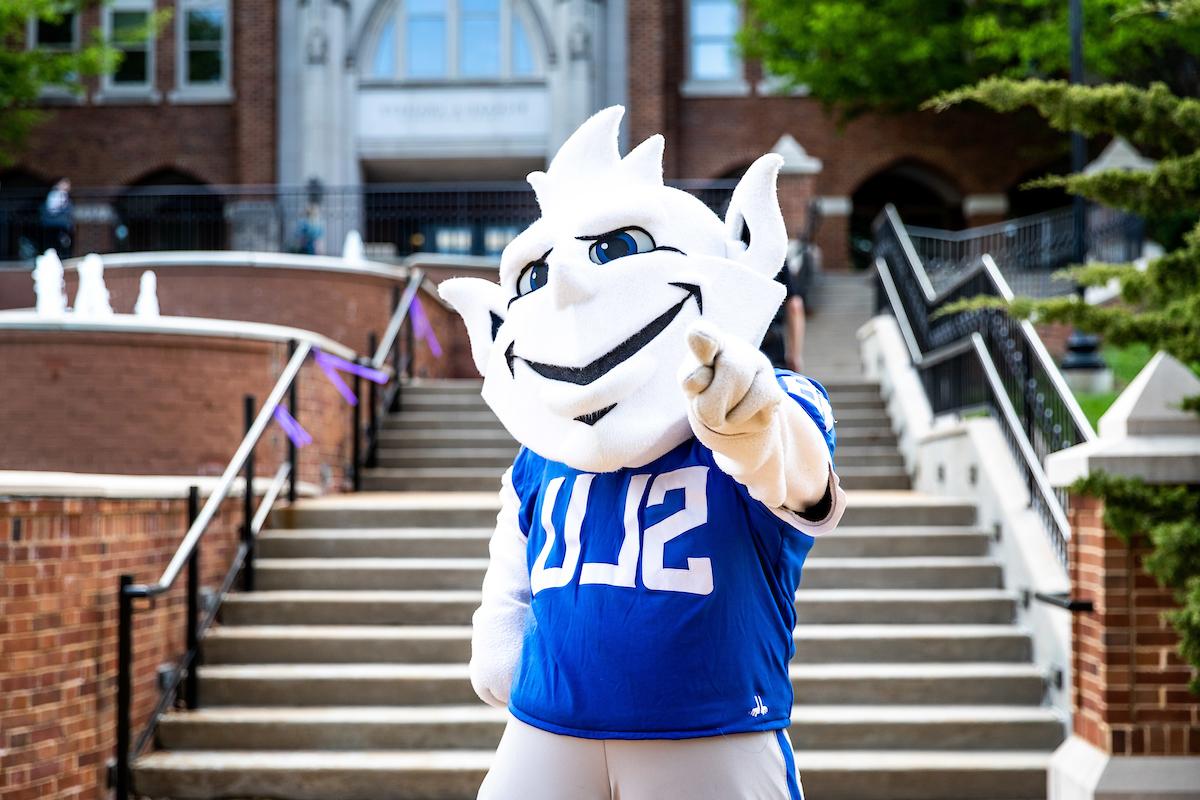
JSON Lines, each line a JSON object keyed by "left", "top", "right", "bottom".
{"left": 760, "top": 203, "right": 820, "bottom": 372}
{"left": 41, "top": 178, "right": 74, "bottom": 258}
{"left": 294, "top": 203, "right": 325, "bottom": 255}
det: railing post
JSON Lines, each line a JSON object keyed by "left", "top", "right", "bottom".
{"left": 114, "top": 574, "right": 134, "bottom": 800}
{"left": 366, "top": 333, "right": 378, "bottom": 469}
{"left": 405, "top": 311, "right": 416, "bottom": 380}
{"left": 287, "top": 339, "right": 298, "bottom": 504}
{"left": 184, "top": 485, "right": 201, "bottom": 709}
{"left": 351, "top": 371, "right": 362, "bottom": 492}
{"left": 243, "top": 394, "right": 256, "bottom": 592}
{"left": 390, "top": 286, "right": 402, "bottom": 412}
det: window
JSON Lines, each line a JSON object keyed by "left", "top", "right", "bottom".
{"left": 688, "top": 0, "right": 740, "bottom": 82}
{"left": 459, "top": 0, "right": 500, "bottom": 77}
{"left": 30, "top": 13, "right": 78, "bottom": 52}
{"left": 176, "top": 0, "right": 230, "bottom": 95}
{"left": 365, "top": 0, "right": 542, "bottom": 81}
{"left": 103, "top": 1, "right": 155, "bottom": 93}
{"left": 406, "top": 0, "right": 447, "bottom": 78}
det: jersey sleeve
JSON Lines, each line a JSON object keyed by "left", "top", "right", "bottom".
{"left": 508, "top": 447, "right": 544, "bottom": 538}
{"left": 775, "top": 370, "right": 836, "bottom": 465}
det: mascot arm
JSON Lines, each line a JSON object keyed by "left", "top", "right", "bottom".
{"left": 680, "top": 321, "right": 844, "bottom": 532}
{"left": 470, "top": 466, "right": 530, "bottom": 709}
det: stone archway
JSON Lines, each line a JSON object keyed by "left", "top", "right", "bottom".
{"left": 850, "top": 160, "right": 965, "bottom": 269}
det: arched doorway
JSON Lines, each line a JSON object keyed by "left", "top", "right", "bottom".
{"left": 1007, "top": 156, "right": 1072, "bottom": 219}
{"left": 0, "top": 169, "right": 52, "bottom": 260}
{"left": 116, "top": 169, "right": 226, "bottom": 251}
{"left": 850, "top": 161, "right": 965, "bottom": 269}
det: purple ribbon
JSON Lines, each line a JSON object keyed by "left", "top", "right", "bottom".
{"left": 410, "top": 296, "right": 443, "bottom": 359}
{"left": 313, "top": 349, "right": 389, "bottom": 407}
{"left": 273, "top": 405, "right": 313, "bottom": 449}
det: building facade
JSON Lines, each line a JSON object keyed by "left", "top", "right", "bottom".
{"left": 4, "top": 0, "right": 1064, "bottom": 266}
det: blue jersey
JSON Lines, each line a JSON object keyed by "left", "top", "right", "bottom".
{"left": 506, "top": 371, "right": 836, "bottom": 739}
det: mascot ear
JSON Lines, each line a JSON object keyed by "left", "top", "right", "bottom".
{"left": 723, "top": 153, "right": 787, "bottom": 278}
{"left": 438, "top": 277, "right": 509, "bottom": 376}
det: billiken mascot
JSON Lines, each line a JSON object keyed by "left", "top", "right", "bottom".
{"left": 439, "top": 106, "right": 847, "bottom": 800}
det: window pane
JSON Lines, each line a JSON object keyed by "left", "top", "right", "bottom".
{"left": 692, "top": 41, "right": 735, "bottom": 80}
{"left": 512, "top": 17, "right": 535, "bottom": 76}
{"left": 692, "top": 0, "right": 737, "bottom": 37}
{"left": 113, "top": 11, "right": 147, "bottom": 45}
{"left": 408, "top": 0, "right": 445, "bottom": 15}
{"left": 114, "top": 49, "right": 147, "bottom": 83}
{"left": 371, "top": 17, "right": 396, "bottom": 77}
{"left": 36, "top": 15, "right": 75, "bottom": 48}
{"left": 187, "top": 9, "right": 224, "bottom": 42}
{"left": 461, "top": 0, "right": 498, "bottom": 13}
{"left": 188, "top": 49, "right": 222, "bottom": 83}
{"left": 459, "top": 17, "right": 499, "bottom": 76}
{"left": 406, "top": 18, "right": 446, "bottom": 77}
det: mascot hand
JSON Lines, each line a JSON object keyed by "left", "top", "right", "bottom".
{"left": 680, "top": 320, "right": 782, "bottom": 437}
{"left": 469, "top": 633, "right": 520, "bottom": 710}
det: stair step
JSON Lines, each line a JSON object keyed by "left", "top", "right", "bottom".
{"left": 250, "top": 555, "right": 1002, "bottom": 592}
{"left": 276, "top": 492, "right": 977, "bottom": 529}
{"left": 377, "top": 429, "right": 517, "bottom": 449}
{"left": 197, "top": 662, "right": 1047, "bottom": 708}
{"left": 201, "top": 624, "right": 1031, "bottom": 665}
{"left": 256, "top": 526, "right": 989, "bottom": 560}
{"left": 836, "top": 467, "right": 910, "bottom": 490}
{"left": 219, "top": 589, "right": 1015, "bottom": 627}
{"left": 361, "top": 469, "right": 504, "bottom": 492}
{"left": 157, "top": 704, "right": 1062, "bottom": 752}
{"left": 384, "top": 412, "right": 503, "bottom": 431}
{"left": 132, "top": 748, "right": 1050, "bottom": 800}
{"left": 373, "top": 448, "right": 518, "bottom": 469}
{"left": 831, "top": 449, "right": 904, "bottom": 468}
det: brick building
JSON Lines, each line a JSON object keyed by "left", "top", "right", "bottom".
{"left": 4, "top": 0, "right": 1063, "bottom": 266}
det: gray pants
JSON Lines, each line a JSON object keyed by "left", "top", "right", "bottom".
{"left": 478, "top": 715, "right": 803, "bottom": 800}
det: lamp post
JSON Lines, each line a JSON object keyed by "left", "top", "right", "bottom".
{"left": 1062, "top": 0, "right": 1107, "bottom": 380}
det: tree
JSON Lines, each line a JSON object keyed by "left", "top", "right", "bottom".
{"left": 927, "top": 4, "right": 1200, "bottom": 688}
{"left": 741, "top": 0, "right": 1200, "bottom": 118}
{"left": 0, "top": 1, "right": 114, "bottom": 166}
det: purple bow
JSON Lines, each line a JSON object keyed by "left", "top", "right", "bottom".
{"left": 410, "top": 296, "right": 443, "bottom": 359}
{"left": 314, "top": 349, "right": 389, "bottom": 407}
{"left": 273, "top": 404, "right": 313, "bottom": 449}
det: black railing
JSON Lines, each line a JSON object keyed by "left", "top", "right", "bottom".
{"left": 905, "top": 204, "right": 1144, "bottom": 298}
{"left": 872, "top": 204, "right": 1096, "bottom": 567}
{"left": 1, "top": 181, "right": 738, "bottom": 261}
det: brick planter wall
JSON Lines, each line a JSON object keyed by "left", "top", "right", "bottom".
{"left": 1068, "top": 494, "right": 1200, "bottom": 755}
{"left": 0, "top": 330, "right": 351, "bottom": 490}
{"left": 0, "top": 493, "right": 243, "bottom": 799}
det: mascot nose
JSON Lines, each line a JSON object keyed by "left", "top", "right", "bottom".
{"left": 550, "top": 262, "right": 597, "bottom": 308}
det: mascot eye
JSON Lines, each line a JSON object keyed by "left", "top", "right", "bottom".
{"left": 588, "top": 227, "right": 655, "bottom": 264}
{"left": 516, "top": 259, "right": 550, "bottom": 296}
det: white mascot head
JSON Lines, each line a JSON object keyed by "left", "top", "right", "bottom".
{"left": 439, "top": 106, "right": 788, "bottom": 472}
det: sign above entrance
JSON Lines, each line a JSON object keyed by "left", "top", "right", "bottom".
{"left": 357, "top": 85, "right": 550, "bottom": 158}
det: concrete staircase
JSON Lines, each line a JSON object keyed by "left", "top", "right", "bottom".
{"left": 133, "top": 278, "right": 1064, "bottom": 798}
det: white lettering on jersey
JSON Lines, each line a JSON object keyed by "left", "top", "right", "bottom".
{"left": 530, "top": 474, "right": 592, "bottom": 594}
{"left": 580, "top": 473, "right": 648, "bottom": 588}
{"left": 529, "top": 467, "right": 714, "bottom": 597}
{"left": 641, "top": 466, "right": 713, "bottom": 596}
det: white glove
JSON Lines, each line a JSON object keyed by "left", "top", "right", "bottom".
{"left": 679, "top": 320, "right": 842, "bottom": 526}
{"left": 470, "top": 467, "right": 530, "bottom": 709}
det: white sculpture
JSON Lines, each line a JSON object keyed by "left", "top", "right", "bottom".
{"left": 134, "top": 270, "right": 160, "bottom": 317}
{"left": 32, "top": 249, "right": 67, "bottom": 317}
{"left": 342, "top": 229, "right": 365, "bottom": 262}
{"left": 73, "top": 253, "right": 114, "bottom": 318}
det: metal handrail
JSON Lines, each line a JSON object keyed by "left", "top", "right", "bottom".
{"left": 872, "top": 203, "right": 1095, "bottom": 567}
{"left": 112, "top": 339, "right": 318, "bottom": 799}
{"left": 372, "top": 268, "right": 424, "bottom": 369}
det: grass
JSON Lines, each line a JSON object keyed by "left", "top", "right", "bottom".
{"left": 1074, "top": 343, "right": 1153, "bottom": 428}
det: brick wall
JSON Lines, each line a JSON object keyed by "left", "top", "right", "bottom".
{"left": 0, "top": 331, "right": 351, "bottom": 488}
{"left": 1068, "top": 494, "right": 1200, "bottom": 755}
{"left": 0, "top": 493, "right": 243, "bottom": 799}
{"left": 625, "top": 0, "right": 1058, "bottom": 268}
{"left": 12, "top": 0, "right": 275, "bottom": 188}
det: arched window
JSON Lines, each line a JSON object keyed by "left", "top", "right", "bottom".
{"left": 365, "top": 0, "right": 543, "bottom": 81}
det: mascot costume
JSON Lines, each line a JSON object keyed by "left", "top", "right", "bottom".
{"left": 439, "top": 106, "right": 847, "bottom": 800}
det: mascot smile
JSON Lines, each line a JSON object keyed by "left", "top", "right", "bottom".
{"left": 440, "top": 106, "right": 847, "bottom": 800}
